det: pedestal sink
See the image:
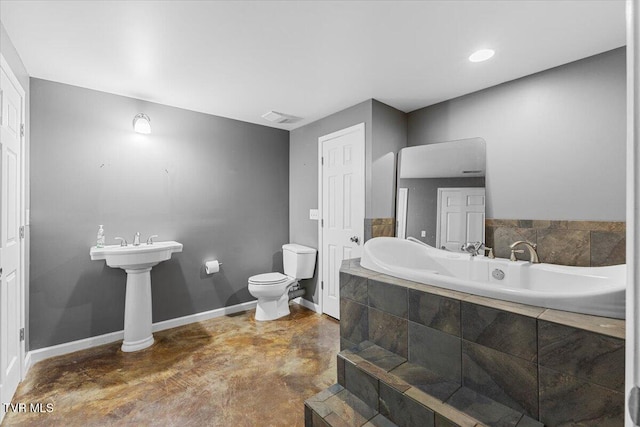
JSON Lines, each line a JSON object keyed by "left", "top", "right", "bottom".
{"left": 90, "top": 241, "right": 183, "bottom": 352}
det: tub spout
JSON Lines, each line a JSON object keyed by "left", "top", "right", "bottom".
{"left": 461, "top": 241, "right": 483, "bottom": 256}
{"left": 510, "top": 241, "right": 539, "bottom": 263}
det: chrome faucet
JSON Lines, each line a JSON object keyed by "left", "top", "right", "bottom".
{"left": 146, "top": 235, "right": 158, "bottom": 245}
{"left": 510, "top": 240, "right": 540, "bottom": 263}
{"left": 114, "top": 237, "right": 127, "bottom": 247}
{"left": 461, "top": 241, "right": 483, "bottom": 256}
{"left": 133, "top": 232, "right": 141, "bottom": 246}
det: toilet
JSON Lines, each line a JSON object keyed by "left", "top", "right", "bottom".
{"left": 248, "top": 243, "right": 317, "bottom": 321}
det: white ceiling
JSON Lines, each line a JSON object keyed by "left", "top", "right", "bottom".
{"left": 0, "top": 0, "right": 627, "bottom": 130}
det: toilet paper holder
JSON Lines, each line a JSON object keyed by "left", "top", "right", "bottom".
{"left": 205, "top": 260, "right": 222, "bottom": 274}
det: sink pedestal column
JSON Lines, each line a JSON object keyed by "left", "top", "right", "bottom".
{"left": 122, "top": 267, "right": 154, "bottom": 352}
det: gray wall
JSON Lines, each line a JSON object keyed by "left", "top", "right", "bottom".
{"left": 408, "top": 47, "right": 626, "bottom": 221}
{"left": 1, "top": 20, "right": 31, "bottom": 349}
{"left": 289, "top": 99, "right": 407, "bottom": 305}
{"left": 289, "top": 100, "right": 372, "bottom": 305}
{"left": 30, "top": 79, "right": 289, "bottom": 349}
{"left": 371, "top": 100, "right": 407, "bottom": 218}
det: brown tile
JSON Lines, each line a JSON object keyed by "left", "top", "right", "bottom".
{"left": 591, "top": 231, "right": 626, "bottom": 266}
{"left": 345, "top": 361, "right": 379, "bottom": 410}
{"left": 324, "top": 389, "right": 377, "bottom": 427}
{"left": 538, "top": 320, "right": 625, "bottom": 392}
{"left": 517, "top": 220, "right": 533, "bottom": 228}
{"left": 462, "top": 295, "right": 545, "bottom": 319}
{"left": 314, "top": 410, "right": 333, "bottom": 427}
{"left": 341, "top": 272, "right": 369, "bottom": 304}
{"left": 462, "top": 341, "right": 538, "bottom": 418}
{"left": 548, "top": 220, "right": 569, "bottom": 229}
{"left": 391, "top": 362, "right": 460, "bottom": 401}
{"left": 408, "top": 322, "right": 461, "bottom": 384}
{"left": 356, "top": 344, "right": 406, "bottom": 372}
{"left": 368, "top": 279, "right": 408, "bottom": 318}
{"left": 405, "top": 387, "right": 479, "bottom": 427}
{"left": 461, "top": 303, "right": 537, "bottom": 362}
{"left": 409, "top": 289, "right": 461, "bottom": 337}
{"left": 484, "top": 226, "right": 495, "bottom": 250}
{"left": 379, "top": 382, "right": 435, "bottom": 427}
{"left": 372, "top": 218, "right": 395, "bottom": 226}
{"left": 341, "top": 262, "right": 383, "bottom": 279}
{"left": 445, "top": 387, "right": 523, "bottom": 427}
{"left": 538, "top": 309, "right": 625, "bottom": 339}
{"left": 362, "top": 414, "right": 397, "bottom": 427}
{"left": 484, "top": 219, "right": 519, "bottom": 228}
{"left": 539, "top": 367, "right": 624, "bottom": 427}
{"left": 531, "top": 220, "right": 551, "bottom": 229}
{"left": 341, "top": 299, "right": 369, "bottom": 345}
{"left": 491, "top": 227, "right": 537, "bottom": 260}
{"left": 324, "top": 412, "right": 353, "bottom": 427}
{"left": 372, "top": 224, "right": 395, "bottom": 238}
{"left": 536, "top": 229, "right": 590, "bottom": 266}
{"left": 567, "top": 220, "right": 625, "bottom": 232}
{"left": 368, "top": 308, "right": 408, "bottom": 358}
{"left": 340, "top": 350, "right": 367, "bottom": 366}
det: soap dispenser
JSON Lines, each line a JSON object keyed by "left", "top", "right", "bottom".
{"left": 96, "top": 225, "right": 105, "bottom": 248}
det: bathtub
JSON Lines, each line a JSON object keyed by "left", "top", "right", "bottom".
{"left": 360, "top": 237, "right": 626, "bottom": 319}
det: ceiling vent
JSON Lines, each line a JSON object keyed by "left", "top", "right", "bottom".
{"left": 261, "top": 110, "right": 302, "bottom": 124}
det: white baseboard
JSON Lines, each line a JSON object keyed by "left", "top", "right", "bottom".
{"left": 25, "top": 300, "right": 258, "bottom": 371}
{"left": 292, "top": 297, "right": 321, "bottom": 313}
{"left": 151, "top": 300, "right": 257, "bottom": 332}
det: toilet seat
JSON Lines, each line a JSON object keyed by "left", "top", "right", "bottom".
{"left": 248, "top": 272, "right": 291, "bottom": 285}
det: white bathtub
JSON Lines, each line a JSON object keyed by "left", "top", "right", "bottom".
{"left": 360, "top": 237, "right": 626, "bottom": 319}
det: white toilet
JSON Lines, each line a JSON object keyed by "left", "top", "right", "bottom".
{"left": 248, "top": 243, "right": 317, "bottom": 321}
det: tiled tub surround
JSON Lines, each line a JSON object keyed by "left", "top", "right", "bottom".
{"left": 365, "top": 218, "right": 396, "bottom": 242}
{"left": 485, "top": 219, "right": 625, "bottom": 267}
{"left": 306, "top": 259, "right": 625, "bottom": 427}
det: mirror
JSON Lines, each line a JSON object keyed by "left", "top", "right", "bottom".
{"left": 396, "top": 137, "right": 486, "bottom": 251}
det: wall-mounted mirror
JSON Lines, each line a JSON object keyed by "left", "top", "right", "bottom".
{"left": 396, "top": 138, "right": 486, "bottom": 251}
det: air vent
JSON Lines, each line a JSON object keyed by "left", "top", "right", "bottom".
{"left": 261, "top": 110, "right": 302, "bottom": 124}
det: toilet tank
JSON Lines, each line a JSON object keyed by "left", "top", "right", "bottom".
{"left": 282, "top": 244, "right": 317, "bottom": 279}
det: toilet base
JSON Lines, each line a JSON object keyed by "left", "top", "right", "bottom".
{"left": 255, "top": 293, "right": 291, "bottom": 321}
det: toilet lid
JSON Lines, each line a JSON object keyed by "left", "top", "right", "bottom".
{"left": 249, "top": 272, "right": 289, "bottom": 285}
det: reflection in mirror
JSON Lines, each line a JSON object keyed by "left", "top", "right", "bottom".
{"left": 396, "top": 138, "right": 486, "bottom": 251}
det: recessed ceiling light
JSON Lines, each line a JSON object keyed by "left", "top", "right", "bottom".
{"left": 469, "top": 49, "right": 495, "bottom": 63}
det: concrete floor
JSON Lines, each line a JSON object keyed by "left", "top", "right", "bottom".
{"left": 2, "top": 305, "right": 339, "bottom": 427}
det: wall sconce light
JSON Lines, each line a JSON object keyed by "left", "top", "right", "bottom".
{"left": 133, "top": 113, "right": 151, "bottom": 134}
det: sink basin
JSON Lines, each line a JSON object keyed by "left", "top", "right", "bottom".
{"left": 90, "top": 241, "right": 183, "bottom": 352}
{"left": 90, "top": 241, "right": 183, "bottom": 269}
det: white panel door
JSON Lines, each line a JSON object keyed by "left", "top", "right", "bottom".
{"left": 436, "top": 188, "right": 485, "bottom": 251}
{"left": 320, "top": 123, "right": 365, "bottom": 319}
{"left": 0, "top": 61, "right": 23, "bottom": 412}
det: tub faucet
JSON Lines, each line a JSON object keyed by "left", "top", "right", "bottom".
{"left": 133, "top": 232, "right": 141, "bottom": 246}
{"left": 510, "top": 240, "right": 539, "bottom": 263}
{"left": 461, "top": 241, "right": 483, "bottom": 256}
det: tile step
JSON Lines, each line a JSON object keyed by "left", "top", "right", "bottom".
{"left": 305, "top": 384, "right": 397, "bottom": 427}
{"left": 332, "top": 342, "right": 543, "bottom": 427}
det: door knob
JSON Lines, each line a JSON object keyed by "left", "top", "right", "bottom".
{"left": 350, "top": 236, "right": 360, "bottom": 245}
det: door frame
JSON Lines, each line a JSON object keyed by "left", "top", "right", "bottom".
{"left": 317, "top": 122, "right": 365, "bottom": 317}
{"left": 0, "top": 53, "right": 27, "bottom": 386}
{"left": 626, "top": 1, "right": 639, "bottom": 425}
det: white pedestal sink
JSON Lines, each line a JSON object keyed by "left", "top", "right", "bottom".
{"left": 90, "top": 241, "right": 183, "bottom": 352}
